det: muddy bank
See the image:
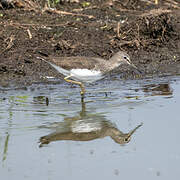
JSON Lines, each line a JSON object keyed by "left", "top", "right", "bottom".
{"left": 0, "top": 0, "right": 179, "bottom": 88}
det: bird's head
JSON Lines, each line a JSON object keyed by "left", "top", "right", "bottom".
{"left": 112, "top": 133, "right": 131, "bottom": 144}
{"left": 111, "top": 51, "right": 138, "bottom": 70}
{"left": 111, "top": 123, "right": 143, "bottom": 145}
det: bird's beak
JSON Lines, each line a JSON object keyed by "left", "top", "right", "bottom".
{"left": 130, "top": 63, "right": 143, "bottom": 74}
{"left": 130, "top": 63, "right": 138, "bottom": 69}
{"left": 127, "top": 123, "right": 143, "bottom": 138}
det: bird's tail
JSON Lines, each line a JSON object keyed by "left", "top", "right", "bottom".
{"left": 37, "top": 56, "right": 70, "bottom": 77}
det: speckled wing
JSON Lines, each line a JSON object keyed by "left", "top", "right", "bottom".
{"left": 48, "top": 56, "right": 106, "bottom": 71}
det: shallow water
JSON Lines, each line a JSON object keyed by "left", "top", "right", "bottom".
{"left": 0, "top": 75, "right": 180, "bottom": 180}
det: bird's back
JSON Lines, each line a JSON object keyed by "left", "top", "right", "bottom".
{"left": 48, "top": 56, "right": 107, "bottom": 71}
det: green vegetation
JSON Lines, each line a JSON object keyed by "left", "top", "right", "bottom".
{"left": 47, "top": 0, "right": 60, "bottom": 8}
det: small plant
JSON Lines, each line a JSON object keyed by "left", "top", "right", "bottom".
{"left": 81, "top": 1, "right": 90, "bottom": 8}
{"left": 47, "top": 0, "right": 60, "bottom": 8}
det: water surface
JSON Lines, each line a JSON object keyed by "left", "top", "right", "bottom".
{"left": 0, "top": 75, "right": 180, "bottom": 180}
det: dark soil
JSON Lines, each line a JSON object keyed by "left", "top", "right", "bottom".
{"left": 0, "top": 0, "right": 180, "bottom": 88}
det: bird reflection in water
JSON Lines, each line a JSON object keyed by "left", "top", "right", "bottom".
{"left": 39, "top": 101, "right": 142, "bottom": 147}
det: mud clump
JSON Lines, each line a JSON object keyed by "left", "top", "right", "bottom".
{"left": 140, "top": 10, "right": 176, "bottom": 44}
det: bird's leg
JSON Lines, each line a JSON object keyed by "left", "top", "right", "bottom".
{"left": 64, "top": 75, "right": 86, "bottom": 97}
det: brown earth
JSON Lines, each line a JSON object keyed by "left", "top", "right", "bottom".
{"left": 0, "top": 0, "right": 180, "bottom": 89}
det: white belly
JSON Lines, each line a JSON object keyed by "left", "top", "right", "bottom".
{"left": 70, "top": 69, "right": 103, "bottom": 83}
{"left": 71, "top": 120, "right": 102, "bottom": 133}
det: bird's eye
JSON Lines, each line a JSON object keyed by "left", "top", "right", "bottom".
{"left": 124, "top": 137, "right": 130, "bottom": 142}
{"left": 124, "top": 56, "right": 130, "bottom": 61}
{"left": 123, "top": 56, "right": 131, "bottom": 64}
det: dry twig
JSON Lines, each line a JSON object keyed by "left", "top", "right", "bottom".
{"left": 0, "top": 35, "right": 15, "bottom": 54}
{"left": 42, "top": 4, "right": 94, "bottom": 19}
{"left": 27, "top": 29, "right": 32, "bottom": 39}
{"left": 0, "top": 21, "right": 68, "bottom": 28}
{"left": 117, "top": 22, "right": 120, "bottom": 38}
